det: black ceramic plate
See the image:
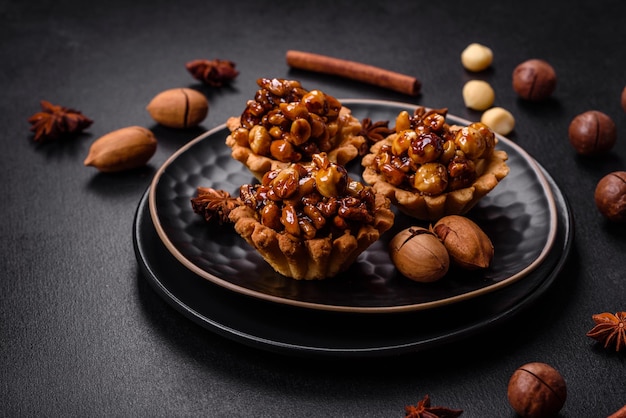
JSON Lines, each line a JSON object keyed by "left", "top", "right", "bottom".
{"left": 148, "top": 100, "right": 558, "bottom": 313}
{"left": 133, "top": 167, "right": 572, "bottom": 357}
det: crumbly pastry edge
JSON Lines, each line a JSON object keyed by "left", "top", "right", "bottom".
{"left": 228, "top": 192, "right": 395, "bottom": 280}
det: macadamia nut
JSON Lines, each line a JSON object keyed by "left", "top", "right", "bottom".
{"left": 507, "top": 362, "right": 567, "bottom": 418}
{"left": 481, "top": 107, "right": 515, "bottom": 136}
{"left": 512, "top": 59, "right": 557, "bottom": 101}
{"left": 461, "top": 43, "right": 493, "bottom": 72}
{"left": 462, "top": 80, "right": 495, "bottom": 110}
{"left": 594, "top": 171, "right": 626, "bottom": 222}
{"left": 568, "top": 110, "right": 616, "bottom": 155}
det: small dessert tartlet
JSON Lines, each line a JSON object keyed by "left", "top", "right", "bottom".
{"left": 228, "top": 153, "right": 394, "bottom": 280}
{"left": 225, "top": 78, "right": 366, "bottom": 180}
{"left": 361, "top": 107, "right": 510, "bottom": 221}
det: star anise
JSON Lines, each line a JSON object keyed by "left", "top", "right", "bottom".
{"left": 359, "top": 117, "right": 394, "bottom": 152}
{"left": 27, "top": 100, "right": 93, "bottom": 142}
{"left": 186, "top": 59, "right": 239, "bottom": 87}
{"left": 191, "top": 187, "right": 241, "bottom": 224}
{"left": 405, "top": 394, "right": 463, "bottom": 418}
{"left": 586, "top": 311, "right": 626, "bottom": 352}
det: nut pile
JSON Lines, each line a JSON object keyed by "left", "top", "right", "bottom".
{"left": 230, "top": 78, "right": 350, "bottom": 163}
{"left": 238, "top": 152, "right": 380, "bottom": 239}
{"left": 366, "top": 107, "right": 496, "bottom": 195}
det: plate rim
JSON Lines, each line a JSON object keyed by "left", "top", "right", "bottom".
{"left": 148, "top": 99, "right": 558, "bottom": 313}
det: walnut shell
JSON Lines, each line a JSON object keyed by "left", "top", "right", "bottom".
{"left": 146, "top": 88, "right": 208, "bottom": 128}
{"left": 389, "top": 227, "right": 449, "bottom": 282}
{"left": 84, "top": 126, "right": 157, "bottom": 172}
{"left": 432, "top": 215, "right": 493, "bottom": 269}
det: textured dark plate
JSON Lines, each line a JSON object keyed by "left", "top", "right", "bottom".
{"left": 134, "top": 167, "right": 572, "bottom": 357}
{"left": 148, "top": 99, "right": 558, "bottom": 313}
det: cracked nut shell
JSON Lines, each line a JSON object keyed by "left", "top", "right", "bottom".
{"left": 84, "top": 126, "right": 157, "bottom": 172}
{"left": 432, "top": 215, "right": 493, "bottom": 269}
{"left": 507, "top": 362, "right": 567, "bottom": 418}
{"left": 147, "top": 88, "right": 208, "bottom": 129}
{"left": 389, "top": 227, "right": 449, "bottom": 282}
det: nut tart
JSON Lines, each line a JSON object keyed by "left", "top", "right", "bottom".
{"left": 225, "top": 78, "right": 366, "bottom": 180}
{"left": 361, "top": 107, "right": 510, "bottom": 221}
{"left": 227, "top": 153, "right": 394, "bottom": 280}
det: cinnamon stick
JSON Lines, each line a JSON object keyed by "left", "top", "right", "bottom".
{"left": 608, "top": 405, "right": 626, "bottom": 418}
{"left": 286, "top": 50, "right": 421, "bottom": 96}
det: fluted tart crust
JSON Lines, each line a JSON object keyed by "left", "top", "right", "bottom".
{"left": 229, "top": 153, "right": 394, "bottom": 280}
{"left": 361, "top": 107, "right": 510, "bottom": 221}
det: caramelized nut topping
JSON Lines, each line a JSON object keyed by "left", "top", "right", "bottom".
{"left": 239, "top": 153, "right": 378, "bottom": 239}
{"left": 368, "top": 107, "right": 496, "bottom": 195}
{"left": 238, "top": 78, "right": 351, "bottom": 162}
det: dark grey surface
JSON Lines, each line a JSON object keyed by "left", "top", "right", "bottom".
{"left": 2, "top": 1, "right": 625, "bottom": 416}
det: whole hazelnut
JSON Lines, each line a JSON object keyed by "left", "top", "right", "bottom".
{"left": 507, "top": 362, "right": 567, "bottom": 418}
{"left": 621, "top": 86, "right": 626, "bottom": 113}
{"left": 594, "top": 171, "right": 626, "bottom": 223}
{"left": 568, "top": 110, "right": 617, "bottom": 155}
{"left": 389, "top": 227, "right": 449, "bottom": 282}
{"left": 512, "top": 59, "right": 557, "bottom": 101}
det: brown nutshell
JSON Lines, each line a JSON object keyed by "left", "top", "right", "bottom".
{"left": 512, "top": 59, "right": 557, "bottom": 101}
{"left": 432, "top": 215, "right": 494, "bottom": 269}
{"left": 84, "top": 126, "right": 157, "bottom": 172}
{"left": 621, "top": 86, "right": 626, "bottom": 113}
{"left": 146, "top": 88, "right": 208, "bottom": 129}
{"left": 389, "top": 227, "right": 450, "bottom": 283}
{"left": 507, "top": 362, "right": 567, "bottom": 418}
{"left": 594, "top": 171, "right": 626, "bottom": 223}
{"left": 568, "top": 110, "right": 617, "bottom": 155}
